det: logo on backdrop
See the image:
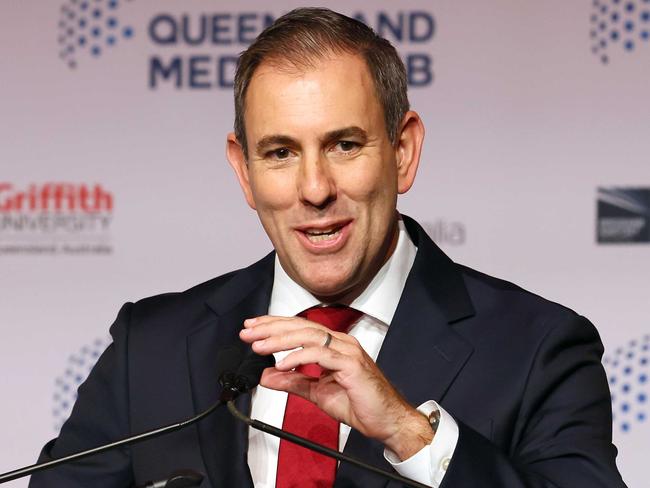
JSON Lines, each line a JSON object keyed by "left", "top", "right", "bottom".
{"left": 147, "top": 10, "right": 436, "bottom": 89}
{"left": 596, "top": 187, "right": 650, "bottom": 243}
{"left": 603, "top": 335, "right": 649, "bottom": 433}
{"left": 423, "top": 219, "right": 467, "bottom": 246}
{"left": 57, "top": 0, "right": 135, "bottom": 69}
{"left": 55, "top": 5, "right": 437, "bottom": 88}
{"left": 590, "top": 0, "right": 650, "bottom": 64}
{"left": 0, "top": 182, "right": 114, "bottom": 256}
{"left": 52, "top": 337, "right": 111, "bottom": 432}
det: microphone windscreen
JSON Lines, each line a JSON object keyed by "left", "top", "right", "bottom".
{"left": 216, "top": 345, "right": 244, "bottom": 381}
{"left": 236, "top": 350, "right": 276, "bottom": 392}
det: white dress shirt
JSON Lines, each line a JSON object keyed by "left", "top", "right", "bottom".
{"left": 247, "top": 219, "right": 459, "bottom": 487}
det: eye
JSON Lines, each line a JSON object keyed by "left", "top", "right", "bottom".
{"left": 333, "top": 140, "right": 360, "bottom": 153}
{"left": 267, "top": 147, "right": 292, "bottom": 160}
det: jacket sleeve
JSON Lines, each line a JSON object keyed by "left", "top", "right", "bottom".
{"left": 440, "top": 315, "right": 627, "bottom": 488}
{"left": 29, "top": 303, "right": 135, "bottom": 488}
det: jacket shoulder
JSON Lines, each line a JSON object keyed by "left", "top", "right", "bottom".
{"left": 134, "top": 269, "right": 239, "bottom": 316}
{"left": 113, "top": 253, "right": 274, "bottom": 339}
{"left": 455, "top": 264, "right": 594, "bottom": 343}
{"left": 459, "top": 264, "right": 580, "bottom": 316}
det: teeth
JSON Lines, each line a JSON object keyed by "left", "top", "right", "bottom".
{"left": 306, "top": 228, "right": 341, "bottom": 242}
{"left": 306, "top": 227, "right": 336, "bottom": 236}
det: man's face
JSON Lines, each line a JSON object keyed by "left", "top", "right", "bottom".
{"left": 228, "top": 53, "right": 421, "bottom": 300}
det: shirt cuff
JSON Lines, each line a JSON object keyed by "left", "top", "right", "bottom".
{"left": 383, "top": 400, "right": 459, "bottom": 488}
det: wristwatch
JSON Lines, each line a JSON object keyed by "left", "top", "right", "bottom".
{"left": 427, "top": 405, "right": 441, "bottom": 434}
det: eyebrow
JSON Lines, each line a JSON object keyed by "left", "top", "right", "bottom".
{"left": 254, "top": 126, "right": 369, "bottom": 155}
{"left": 322, "top": 126, "right": 369, "bottom": 145}
{"left": 255, "top": 135, "right": 297, "bottom": 155}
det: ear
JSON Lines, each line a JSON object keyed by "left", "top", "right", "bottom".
{"left": 394, "top": 111, "right": 425, "bottom": 194}
{"left": 226, "top": 132, "right": 256, "bottom": 210}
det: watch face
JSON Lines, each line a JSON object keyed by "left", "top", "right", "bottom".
{"left": 428, "top": 407, "right": 441, "bottom": 432}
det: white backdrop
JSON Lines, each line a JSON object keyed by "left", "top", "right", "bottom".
{"left": 1, "top": 1, "right": 648, "bottom": 486}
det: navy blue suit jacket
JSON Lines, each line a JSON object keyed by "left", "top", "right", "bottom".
{"left": 30, "top": 216, "right": 626, "bottom": 487}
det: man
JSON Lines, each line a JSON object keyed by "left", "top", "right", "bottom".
{"left": 31, "top": 8, "right": 626, "bottom": 488}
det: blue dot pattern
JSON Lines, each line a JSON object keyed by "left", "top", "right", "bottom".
{"left": 603, "top": 334, "right": 650, "bottom": 433}
{"left": 52, "top": 337, "right": 111, "bottom": 433}
{"left": 57, "top": 0, "right": 134, "bottom": 69}
{"left": 591, "top": 0, "right": 650, "bottom": 63}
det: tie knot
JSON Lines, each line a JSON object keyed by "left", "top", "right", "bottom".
{"left": 299, "top": 305, "right": 362, "bottom": 333}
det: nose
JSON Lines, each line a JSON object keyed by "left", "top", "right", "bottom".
{"left": 297, "top": 153, "right": 336, "bottom": 209}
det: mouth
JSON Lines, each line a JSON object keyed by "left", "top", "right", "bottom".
{"left": 294, "top": 220, "right": 352, "bottom": 252}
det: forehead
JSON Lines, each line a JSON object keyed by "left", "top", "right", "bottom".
{"left": 243, "top": 53, "right": 385, "bottom": 141}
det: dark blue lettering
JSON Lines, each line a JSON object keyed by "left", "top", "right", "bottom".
{"left": 263, "top": 14, "right": 275, "bottom": 29}
{"left": 406, "top": 54, "right": 432, "bottom": 86}
{"left": 352, "top": 12, "right": 368, "bottom": 26}
{"left": 149, "top": 14, "right": 177, "bottom": 45}
{"left": 377, "top": 12, "right": 404, "bottom": 42}
{"left": 238, "top": 13, "right": 257, "bottom": 44}
{"left": 212, "top": 14, "right": 232, "bottom": 44}
{"left": 409, "top": 12, "right": 435, "bottom": 42}
{"left": 219, "top": 56, "right": 237, "bottom": 88}
{"left": 182, "top": 14, "right": 206, "bottom": 45}
{"left": 149, "top": 56, "right": 182, "bottom": 88}
{"left": 189, "top": 56, "right": 211, "bottom": 88}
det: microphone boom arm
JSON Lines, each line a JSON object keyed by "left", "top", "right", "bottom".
{"left": 0, "top": 345, "right": 248, "bottom": 484}
{"left": 0, "top": 395, "right": 229, "bottom": 484}
{"left": 226, "top": 400, "right": 431, "bottom": 488}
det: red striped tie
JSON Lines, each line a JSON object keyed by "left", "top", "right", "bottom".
{"left": 275, "top": 305, "right": 363, "bottom": 488}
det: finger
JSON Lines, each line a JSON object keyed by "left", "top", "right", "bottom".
{"left": 275, "top": 346, "right": 356, "bottom": 375}
{"left": 240, "top": 315, "right": 332, "bottom": 343}
{"left": 241, "top": 317, "right": 360, "bottom": 348}
{"left": 243, "top": 315, "right": 297, "bottom": 328}
{"left": 261, "top": 368, "right": 343, "bottom": 407}
{"left": 249, "top": 327, "right": 329, "bottom": 353}
{"left": 260, "top": 367, "right": 315, "bottom": 399}
{"left": 248, "top": 327, "right": 362, "bottom": 360}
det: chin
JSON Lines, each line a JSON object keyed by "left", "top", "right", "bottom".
{"left": 300, "top": 272, "right": 357, "bottom": 301}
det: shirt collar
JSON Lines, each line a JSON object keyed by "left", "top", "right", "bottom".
{"left": 268, "top": 217, "right": 417, "bottom": 326}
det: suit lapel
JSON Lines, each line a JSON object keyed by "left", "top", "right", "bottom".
{"left": 336, "top": 216, "right": 475, "bottom": 488}
{"left": 186, "top": 253, "right": 274, "bottom": 488}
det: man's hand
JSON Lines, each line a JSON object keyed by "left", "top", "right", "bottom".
{"left": 239, "top": 315, "right": 434, "bottom": 460}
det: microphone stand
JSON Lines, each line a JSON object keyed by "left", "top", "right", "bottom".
{"left": 0, "top": 397, "right": 226, "bottom": 484}
{"left": 226, "top": 400, "right": 431, "bottom": 488}
{"left": 0, "top": 344, "right": 249, "bottom": 485}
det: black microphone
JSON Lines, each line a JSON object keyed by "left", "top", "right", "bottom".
{"left": 0, "top": 346, "right": 247, "bottom": 484}
{"left": 234, "top": 346, "right": 277, "bottom": 392}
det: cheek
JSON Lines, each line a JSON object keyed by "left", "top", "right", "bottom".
{"left": 338, "top": 158, "right": 397, "bottom": 205}
{"left": 249, "top": 169, "right": 296, "bottom": 213}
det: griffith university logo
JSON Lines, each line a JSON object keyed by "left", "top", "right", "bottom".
{"left": 52, "top": 337, "right": 111, "bottom": 432}
{"left": 57, "top": 0, "right": 135, "bottom": 69}
{"left": 590, "top": 0, "right": 650, "bottom": 64}
{"left": 0, "top": 182, "right": 114, "bottom": 256}
{"left": 596, "top": 187, "right": 650, "bottom": 243}
{"left": 603, "top": 335, "right": 649, "bottom": 433}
